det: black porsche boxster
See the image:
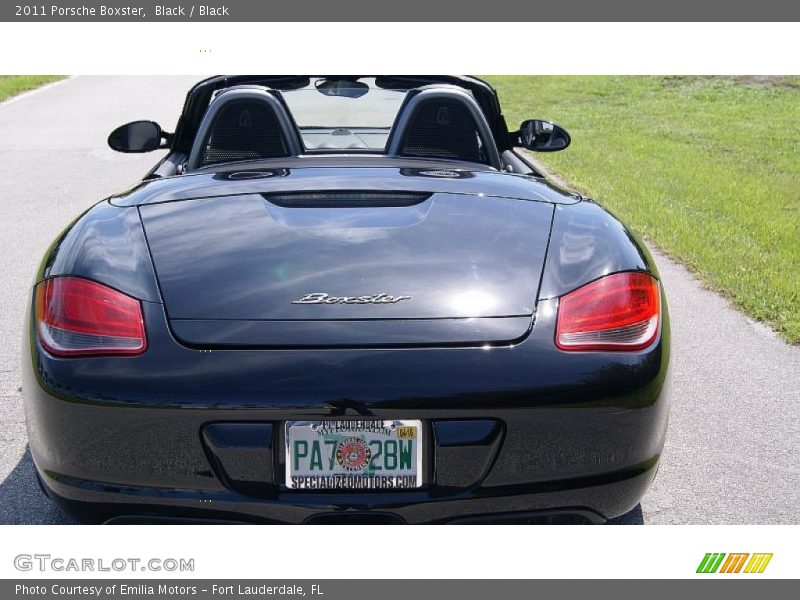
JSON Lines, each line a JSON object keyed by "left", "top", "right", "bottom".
{"left": 23, "top": 76, "right": 669, "bottom": 524}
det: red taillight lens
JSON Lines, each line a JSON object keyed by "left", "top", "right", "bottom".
{"left": 555, "top": 272, "right": 660, "bottom": 352}
{"left": 34, "top": 277, "right": 147, "bottom": 357}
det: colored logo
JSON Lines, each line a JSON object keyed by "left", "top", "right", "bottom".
{"left": 696, "top": 553, "right": 773, "bottom": 574}
{"left": 336, "top": 437, "right": 372, "bottom": 472}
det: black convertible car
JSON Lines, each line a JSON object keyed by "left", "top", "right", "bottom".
{"left": 23, "top": 76, "right": 669, "bottom": 524}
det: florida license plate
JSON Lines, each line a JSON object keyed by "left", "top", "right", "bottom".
{"left": 285, "top": 419, "right": 422, "bottom": 490}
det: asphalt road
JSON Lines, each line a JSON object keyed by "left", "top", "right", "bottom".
{"left": 1, "top": 76, "right": 798, "bottom": 524}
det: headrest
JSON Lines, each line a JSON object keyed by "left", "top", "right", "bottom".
{"left": 387, "top": 86, "right": 501, "bottom": 169}
{"left": 187, "top": 87, "right": 302, "bottom": 171}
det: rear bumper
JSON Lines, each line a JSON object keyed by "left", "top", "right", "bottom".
{"left": 38, "top": 457, "right": 658, "bottom": 524}
{"left": 23, "top": 297, "right": 670, "bottom": 524}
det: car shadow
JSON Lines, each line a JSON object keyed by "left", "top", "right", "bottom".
{"left": 0, "top": 446, "right": 75, "bottom": 524}
{"left": 606, "top": 503, "right": 644, "bottom": 525}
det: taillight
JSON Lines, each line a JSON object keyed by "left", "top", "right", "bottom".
{"left": 555, "top": 272, "right": 660, "bottom": 351}
{"left": 34, "top": 276, "right": 147, "bottom": 357}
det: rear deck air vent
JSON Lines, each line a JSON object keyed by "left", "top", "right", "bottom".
{"left": 225, "top": 169, "right": 286, "bottom": 180}
{"left": 417, "top": 169, "right": 465, "bottom": 178}
{"left": 263, "top": 191, "right": 431, "bottom": 208}
{"left": 399, "top": 168, "right": 473, "bottom": 180}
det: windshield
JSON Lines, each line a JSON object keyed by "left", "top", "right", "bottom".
{"left": 281, "top": 77, "right": 408, "bottom": 151}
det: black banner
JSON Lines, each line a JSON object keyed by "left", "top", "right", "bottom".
{"left": 4, "top": 0, "right": 800, "bottom": 22}
{"left": 4, "top": 580, "right": 799, "bottom": 600}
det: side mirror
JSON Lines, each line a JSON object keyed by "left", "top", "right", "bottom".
{"left": 515, "top": 119, "right": 571, "bottom": 152}
{"left": 108, "top": 120, "right": 165, "bottom": 153}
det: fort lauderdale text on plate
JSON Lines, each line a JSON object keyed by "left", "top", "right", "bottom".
{"left": 16, "top": 584, "right": 314, "bottom": 597}
{"left": 23, "top": 4, "right": 230, "bottom": 18}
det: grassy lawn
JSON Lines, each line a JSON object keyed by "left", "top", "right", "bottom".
{"left": 0, "top": 75, "right": 64, "bottom": 103}
{"left": 487, "top": 76, "right": 800, "bottom": 344}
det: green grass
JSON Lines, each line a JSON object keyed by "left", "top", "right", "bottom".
{"left": 486, "top": 76, "right": 800, "bottom": 344}
{"left": 0, "top": 75, "right": 64, "bottom": 102}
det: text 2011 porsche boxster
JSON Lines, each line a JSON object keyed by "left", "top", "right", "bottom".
{"left": 23, "top": 76, "right": 669, "bottom": 524}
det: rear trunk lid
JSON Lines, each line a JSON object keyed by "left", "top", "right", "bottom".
{"left": 139, "top": 189, "right": 554, "bottom": 347}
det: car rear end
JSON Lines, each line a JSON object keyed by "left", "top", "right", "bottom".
{"left": 23, "top": 169, "right": 670, "bottom": 524}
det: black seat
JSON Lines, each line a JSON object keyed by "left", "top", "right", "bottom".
{"left": 397, "top": 97, "right": 491, "bottom": 165}
{"left": 199, "top": 98, "right": 290, "bottom": 167}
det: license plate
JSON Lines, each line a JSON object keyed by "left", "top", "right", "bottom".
{"left": 285, "top": 419, "right": 422, "bottom": 490}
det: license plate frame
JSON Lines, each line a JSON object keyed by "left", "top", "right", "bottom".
{"left": 284, "top": 419, "right": 423, "bottom": 490}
